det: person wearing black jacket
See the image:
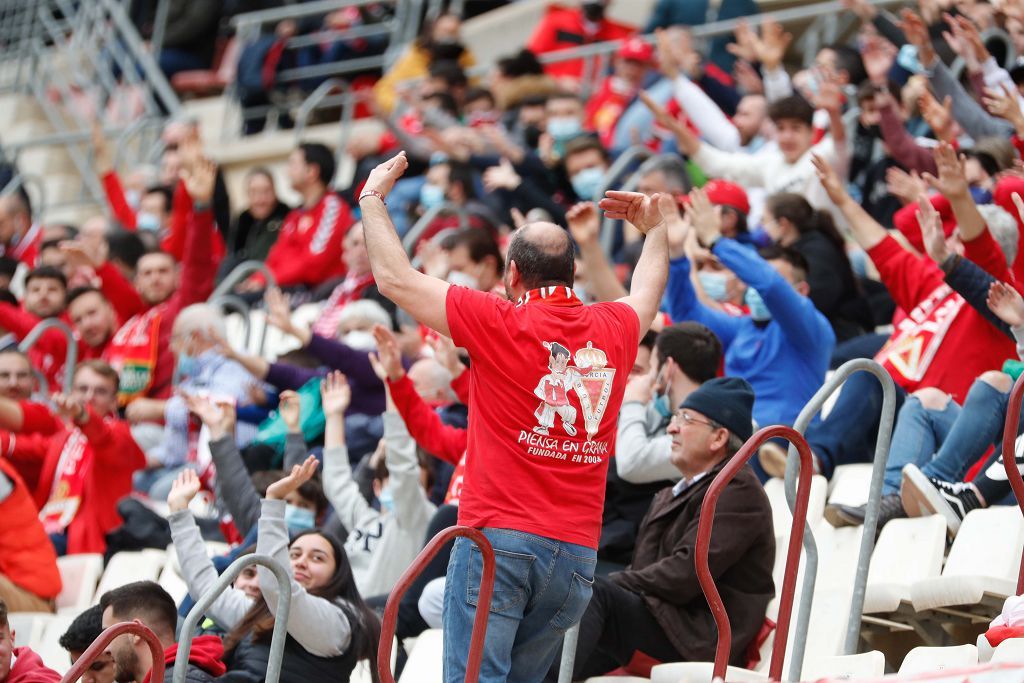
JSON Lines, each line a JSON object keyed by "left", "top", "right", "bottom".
{"left": 221, "top": 169, "right": 291, "bottom": 280}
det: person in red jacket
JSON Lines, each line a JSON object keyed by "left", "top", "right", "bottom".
{"left": 0, "top": 600, "right": 60, "bottom": 683}
{"left": 0, "top": 462, "right": 62, "bottom": 613}
{"left": 0, "top": 193, "right": 43, "bottom": 268}
{"left": 100, "top": 582, "right": 226, "bottom": 683}
{"left": 2, "top": 360, "right": 145, "bottom": 556}
{"left": 104, "top": 158, "right": 220, "bottom": 414}
{"left": 527, "top": 1, "right": 635, "bottom": 81}
{"left": 242, "top": 143, "right": 352, "bottom": 292}
{"left": 585, "top": 38, "right": 656, "bottom": 149}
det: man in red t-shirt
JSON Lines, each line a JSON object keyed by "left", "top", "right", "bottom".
{"left": 358, "top": 152, "right": 669, "bottom": 682}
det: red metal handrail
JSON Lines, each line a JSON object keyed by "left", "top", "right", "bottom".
{"left": 1002, "top": 373, "right": 1024, "bottom": 595}
{"left": 60, "top": 622, "right": 165, "bottom": 683}
{"left": 378, "top": 526, "right": 496, "bottom": 683}
{"left": 696, "top": 426, "right": 814, "bottom": 682}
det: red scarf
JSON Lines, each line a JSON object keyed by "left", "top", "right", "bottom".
{"left": 106, "top": 306, "right": 163, "bottom": 405}
{"left": 875, "top": 284, "right": 965, "bottom": 384}
{"left": 39, "top": 430, "right": 89, "bottom": 535}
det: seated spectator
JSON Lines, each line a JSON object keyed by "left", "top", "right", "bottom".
{"left": 153, "top": 2, "right": 220, "bottom": 78}
{"left": 527, "top": 1, "right": 635, "bottom": 81}
{"left": 106, "top": 159, "right": 219, "bottom": 412}
{"left": 2, "top": 361, "right": 145, "bottom": 555}
{"left": 442, "top": 227, "right": 505, "bottom": 295}
{"left": 0, "top": 266, "right": 69, "bottom": 385}
{"left": 0, "top": 192, "right": 42, "bottom": 267}
{"left": 66, "top": 283, "right": 142, "bottom": 362}
{"left": 374, "top": 13, "right": 475, "bottom": 115}
{"left": 222, "top": 168, "right": 291, "bottom": 277}
{"left": 58, "top": 605, "right": 114, "bottom": 683}
{"left": 0, "top": 457, "right": 61, "bottom": 612}
{"left": 409, "top": 159, "right": 504, "bottom": 246}
{"left": 243, "top": 144, "right": 352, "bottom": 292}
{"left": 99, "top": 581, "right": 226, "bottom": 682}
{"left": 217, "top": 459, "right": 381, "bottom": 681}
{"left": 667, "top": 188, "right": 835, "bottom": 440}
{"left": 320, "top": 361, "right": 436, "bottom": 598}
{"left": 564, "top": 135, "right": 611, "bottom": 202}
{"left": 0, "top": 599, "right": 59, "bottom": 683}
{"left": 549, "top": 377, "right": 774, "bottom": 679}
{"left": 312, "top": 222, "right": 396, "bottom": 338}
{"left": 585, "top": 38, "right": 658, "bottom": 149}
{"left": 133, "top": 303, "right": 258, "bottom": 501}
{"left": 617, "top": 322, "right": 724, "bottom": 484}
{"left": 763, "top": 192, "right": 872, "bottom": 340}
{"left": 0, "top": 351, "right": 35, "bottom": 403}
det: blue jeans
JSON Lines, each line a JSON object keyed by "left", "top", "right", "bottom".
{"left": 806, "top": 370, "right": 907, "bottom": 479}
{"left": 884, "top": 379, "right": 1009, "bottom": 494}
{"left": 443, "top": 528, "right": 597, "bottom": 683}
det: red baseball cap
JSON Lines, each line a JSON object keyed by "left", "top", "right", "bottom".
{"left": 703, "top": 179, "right": 751, "bottom": 215}
{"left": 617, "top": 37, "right": 654, "bottom": 64}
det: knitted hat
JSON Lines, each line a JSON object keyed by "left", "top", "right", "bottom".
{"left": 679, "top": 376, "right": 755, "bottom": 443}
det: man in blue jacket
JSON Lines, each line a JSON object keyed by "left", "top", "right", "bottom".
{"left": 667, "top": 188, "right": 834, "bottom": 478}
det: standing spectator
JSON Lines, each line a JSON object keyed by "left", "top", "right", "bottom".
{"left": 549, "top": 378, "right": 774, "bottom": 679}
{"left": 0, "top": 458, "right": 61, "bottom": 612}
{"left": 585, "top": 38, "right": 658, "bottom": 149}
{"left": 357, "top": 151, "right": 668, "bottom": 682}
{"left": 99, "top": 582, "right": 226, "bottom": 682}
{"left": 223, "top": 168, "right": 291, "bottom": 277}
{"left": 527, "top": 1, "right": 635, "bottom": 81}
{"left": 0, "top": 599, "right": 59, "bottom": 683}
{"left": 105, "top": 158, "right": 220, "bottom": 411}
{"left": 244, "top": 144, "right": 353, "bottom": 292}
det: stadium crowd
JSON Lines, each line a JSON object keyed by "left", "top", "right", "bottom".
{"left": 4, "top": 0, "right": 1024, "bottom": 680}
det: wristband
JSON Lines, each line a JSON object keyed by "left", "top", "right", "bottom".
{"left": 359, "top": 190, "right": 386, "bottom": 205}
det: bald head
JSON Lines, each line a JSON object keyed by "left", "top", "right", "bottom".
{"left": 506, "top": 222, "right": 575, "bottom": 295}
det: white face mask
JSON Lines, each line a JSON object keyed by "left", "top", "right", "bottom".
{"left": 342, "top": 330, "right": 377, "bottom": 351}
{"left": 447, "top": 270, "right": 480, "bottom": 290}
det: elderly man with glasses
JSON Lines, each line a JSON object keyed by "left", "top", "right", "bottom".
{"left": 548, "top": 376, "right": 775, "bottom": 679}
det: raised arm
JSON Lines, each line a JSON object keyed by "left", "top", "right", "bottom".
{"left": 359, "top": 152, "right": 451, "bottom": 337}
{"left": 598, "top": 191, "right": 670, "bottom": 339}
{"left": 811, "top": 154, "right": 888, "bottom": 251}
{"left": 567, "top": 202, "right": 628, "bottom": 302}
{"left": 320, "top": 371, "right": 374, "bottom": 532}
{"left": 921, "top": 143, "right": 987, "bottom": 242}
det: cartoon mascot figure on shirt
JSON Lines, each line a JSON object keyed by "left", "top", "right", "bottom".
{"left": 533, "top": 341, "right": 588, "bottom": 437}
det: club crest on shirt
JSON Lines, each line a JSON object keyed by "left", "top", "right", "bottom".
{"left": 532, "top": 340, "right": 614, "bottom": 441}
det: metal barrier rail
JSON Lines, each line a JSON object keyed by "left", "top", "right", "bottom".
{"left": 1002, "top": 373, "right": 1024, "bottom": 595}
{"left": 175, "top": 554, "right": 293, "bottom": 683}
{"left": 19, "top": 319, "right": 77, "bottom": 394}
{"left": 208, "top": 293, "right": 259, "bottom": 356}
{"left": 61, "top": 622, "right": 165, "bottom": 683}
{"left": 782, "top": 359, "right": 896, "bottom": 681}
{"left": 211, "top": 260, "right": 278, "bottom": 300}
{"left": 378, "top": 526, "right": 495, "bottom": 683}
{"left": 697, "top": 425, "right": 815, "bottom": 682}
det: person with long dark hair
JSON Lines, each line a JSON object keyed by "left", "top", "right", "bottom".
{"left": 166, "top": 462, "right": 380, "bottom": 683}
{"left": 763, "top": 192, "right": 873, "bottom": 341}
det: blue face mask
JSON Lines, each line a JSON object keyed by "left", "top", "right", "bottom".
{"left": 969, "top": 186, "right": 993, "bottom": 205}
{"left": 745, "top": 288, "right": 772, "bottom": 322}
{"left": 571, "top": 166, "right": 605, "bottom": 200}
{"left": 547, "top": 116, "right": 582, "bottom": 142}
{"left": 378, "top": 485, "right": 394, "bottom": 514}
{"left": 419, "top": 183, "right": 446, "bottom": 210}
{"left": 698, "top": 271, "right": 730, "bottom": 303}
{"left": 285, "top": 504, "right": 316, "bottom": 533}
{"left": 651, "top": 365, "right": 673, "bottom": 419}
{"left": 176, "top": 352, "right": 200, "bottom": 378}
{"left": 136, "top": 212, "right": 161, "bottom": 232}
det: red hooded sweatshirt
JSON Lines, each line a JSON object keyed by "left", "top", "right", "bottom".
{"left": 142, "top": 636, "right": 227, "bottom": 683}
{"left": 7, "top": 647, "right": 60, "bottom": 683}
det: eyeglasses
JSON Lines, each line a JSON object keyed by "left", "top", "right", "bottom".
{"left": 670, "top": 410, "right": 716, "bottom": 429}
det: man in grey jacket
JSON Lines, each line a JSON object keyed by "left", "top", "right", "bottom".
{"left": 616, "top": 322, "right": 723, "bottom": 484}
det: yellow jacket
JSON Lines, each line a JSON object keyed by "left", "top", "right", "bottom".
{"left": 374, "top": 44, "right": 476, "bottom": 114}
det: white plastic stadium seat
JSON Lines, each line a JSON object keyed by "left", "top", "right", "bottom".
{"left": 7, "top": 612, "right": 52, "bottom": 648}
{"left": 909, "top": 507, "right": 1024, "bottom": 619}
{"left": 800, "top": 650, "right": 886, "bottom": 680}
{"left": 649, "top": 662, "right": 766, "bottom": 682}
{"left": 992, "top": 638, "right": 1024, "bottom": 664}
{"left": 352, "top": 637, "right": 397, "bottom": 683}
{"left": 55, "top": 553, "right": 104, "bottom": 615}
{"left": 863, "top": 516, "right": 946, "bottom": 615}
{"left": 398, "top": 629, "right": 443, "bottom": 683}
{"left": 897, "top": 644, "right": 977, "bottom": 675}
{"left": 35, "top": 614, "right": 76, "bottom": 673}
{"left": 95, "top": 550, "right": 167, "bottom": 599}
{"left": 158, "top": 563, "right": 190, "bottom": 605}
{"left": 765, "top": 475, "right": 827, "bottom": 538}
{"left": 827, "top": 464, "right": 874, "bottom": 508}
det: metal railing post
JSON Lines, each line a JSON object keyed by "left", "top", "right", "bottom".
{"left": 556, "top": 623, "right": 580, "bottom": 683}
{"left": 379, "top": 526, "right": 495, "bottom": 683}
{"left": 1001, "top": 373, "right": 1024, "bottom": 595}
{"left": 19, "top": 319, "right": 77, "bottom": 394}
{"left": 208, "top": 294, "right": 257, "bottom": 356}
{"left": 61, "top": 622, "right": 165, "bottom": 683}
{"left": 782, "top": 359, "right": 896, "bottom": 681}
{"left": 697, "top": 425, "right": 815, "bottom": 682}
{"left": 175, "top": 554, "right": 292, "bottom": 683}
{"left": 211, "top": 261, "right": 277, "bottom": 299}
